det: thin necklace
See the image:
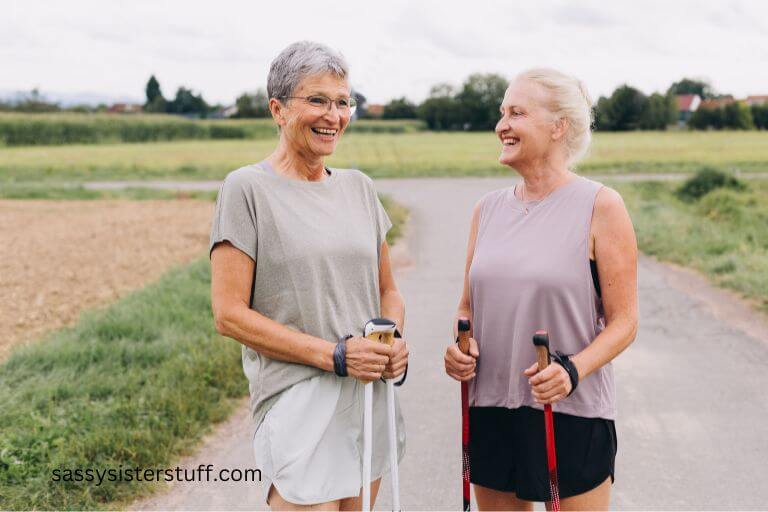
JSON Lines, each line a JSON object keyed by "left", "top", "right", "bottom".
{"left": 519, "top": 176, "right": 570, "bottom": 215}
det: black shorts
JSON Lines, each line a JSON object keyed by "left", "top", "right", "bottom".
{"left": 469, "top": 406, "right": 617, "bottom": 502}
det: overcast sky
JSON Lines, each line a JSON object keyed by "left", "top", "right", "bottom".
{"left": 2, "top": 0, "right": 767, "bottom": 105}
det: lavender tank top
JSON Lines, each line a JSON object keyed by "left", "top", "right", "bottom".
{"left": 469, "top": 176, "right": 615, "bottom": 420}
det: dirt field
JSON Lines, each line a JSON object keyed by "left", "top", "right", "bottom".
{"left": 0, "top": 199, "right": 214, "bottom": 361}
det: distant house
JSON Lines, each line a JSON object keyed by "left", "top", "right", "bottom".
{"left": 366, "top": 104, "right": 384, "bottom": 118}
{"left": 675, "top": 94, "right": 701, "bottom": 126}
{"left": 745, "top": 95, "right": 768, "bottom": 106}
{"left": 209, "top": 105, "right": 239, "bottom": 119}
{"left": 107, "top": 103, "right": 143, "bottom": 114}
{"left": 699, "top": 97, "right": 735, "bottom": 110}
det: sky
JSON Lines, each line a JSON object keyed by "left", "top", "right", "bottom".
{"left": 2, "top": 0, "right": 767, "bottom": 106}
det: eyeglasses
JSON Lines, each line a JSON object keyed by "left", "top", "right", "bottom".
{"left": 280, "top": 95, "right": 357, "bottom": 116}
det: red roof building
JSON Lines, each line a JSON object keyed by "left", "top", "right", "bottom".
{"left": 699, "top": 97, "right": 735, "bottom": 110}
{"left": 675, "top": 94, "right": 701, "bottom": 125}
{"left": 676, "top": 94, "right": 701, "bottom": 112}
{"left": 366, "top": 104, "right": 384, "bottom": 118}
{"left": 107, "top": 103, "right": 143, "bottom": 114}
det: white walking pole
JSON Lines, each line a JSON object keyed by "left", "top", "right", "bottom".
{"left": 362, "top": 381, "right": 373, "bottom": 512}
{"left": 386, "top": 378, "right": 400, "bottom": 511}
{"left": 363, "top": 318, "right": 400, "bottom": 511}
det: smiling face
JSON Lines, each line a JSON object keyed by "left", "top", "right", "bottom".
{"left": 272, "top": 73, "right": 351, "bottom": 159}
{"left": 496, "top": 78, "right": 562, "bottom": 169}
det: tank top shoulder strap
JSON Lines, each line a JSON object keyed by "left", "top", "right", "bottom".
{"left": 572, "top": 175, "right": 604, "bottom": 200}
{"left": 476, "top": 187, "right": 512, "bottom": 237}
{"left": 567, "top": 176, "right": 604, "bottom": 228}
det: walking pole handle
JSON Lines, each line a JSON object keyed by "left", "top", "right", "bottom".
{"left": 533, "top": 330, "right": 550, "bottom": 371}
{"left": 458, "top": 318, "right": 471, "bottom": 355}
{"left": 365, "top": 317, "right": 396, "bottom": 345}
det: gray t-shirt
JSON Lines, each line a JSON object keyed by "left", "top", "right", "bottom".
{"left": 209, "top": 163, "right": 392, "bottom": 430}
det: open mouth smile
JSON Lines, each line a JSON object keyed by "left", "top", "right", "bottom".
{"left": 311, "top": 127, "right": 338, "bottom": 136}
{"left": 502, "top": 136, "right": 520, "bottom": 146}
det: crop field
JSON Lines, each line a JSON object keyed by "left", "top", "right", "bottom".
{"left": 0, "top": 113, "right": 425, "bottom": 146}
{"left": 1, "top": 130, "right": 767, "bottom": 187}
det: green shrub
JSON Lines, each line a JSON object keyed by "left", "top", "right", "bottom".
{"left": 696, "top": 189, "right": 753, "bottom": 223}
{"left": 675, "top": 167, "right": 746, "bottom": 202}
{"left": 712, "top": 259, "right": 737, "bottom": 274}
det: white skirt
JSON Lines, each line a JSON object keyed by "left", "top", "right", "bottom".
{"left": 253, "top": 373, "right": 406, "bottom": 505}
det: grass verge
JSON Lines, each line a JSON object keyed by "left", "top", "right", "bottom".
{"left": 616, "top": 179, "right": 768, "bottom": 312}
{"left": 379, "top": 194, "right": 409, "bottom": 245}
{"left": 0, "top": 195, "right": 407, "bottom": 509}
{"left": 0, "top": 260, "right": 244, "bottom": 509}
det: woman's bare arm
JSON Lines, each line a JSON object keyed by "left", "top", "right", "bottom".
{"left": 379, "top": 241, "right": 405, "bottom": 333}
{"left": 445, "top": 202, "right": 481, "bottom": 381}
{"left": 456, "top": 202, "right": 481, "bottom": 331}
{"left": 211, "top": 242, "right": 391, "bottom": 381}
{"left": 573, "top": 186, "right": 639, "bottom": 379}
{"left": 379, "top": 241, "right": 408, "bottom": 378}
{"left": 211, "top": 242, "right": 336, "bottom": 370}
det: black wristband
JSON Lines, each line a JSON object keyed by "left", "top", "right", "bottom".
{"left": 334, "top": 335, "right": 352, "bottom": 377}
{"left": 551, "top": 351, "right": 579, "bottom": 396}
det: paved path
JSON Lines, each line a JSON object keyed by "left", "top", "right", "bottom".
{"left": 131, "top": 178, "right": 768, "bottom": 510}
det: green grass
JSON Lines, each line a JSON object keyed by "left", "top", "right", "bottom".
{"left": 379, "top": 194, "right": 409, "bottom": 244}
{"left": 2, "top": 130, "right": 767, "bottom": 184}
{"left": 0, "top": 260, "right": 245, "bottom": 509}
{"left": 616, "top": 179, "right": 768, "bottom": 312}
{"left": 0, "top": 195, "right": 407, "bottom": 509}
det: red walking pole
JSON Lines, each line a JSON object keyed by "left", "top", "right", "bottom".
{"left": 533, "top": 330, "right": 560, "bottom": 512}
{"left": 458, "top": 318, "right": 472, "bottom": 511}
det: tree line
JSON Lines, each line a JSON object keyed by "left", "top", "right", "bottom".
{"left": 594, "top": 78, "right": 766, "bottom": 131}
{"left": 377, "top": 76, "right": 767, "bottom": 132}
{"left": 144, "top": 75, "right": 213, "bottom": 117}
{"left": 4, "top": 74, "right": 766, "bottom": 131}
{"left": 689, "top": 102, "right": 767, "bottom": 130}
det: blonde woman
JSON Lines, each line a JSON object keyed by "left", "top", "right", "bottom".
{"left": 444, "top": 69, "right": 638, "bottom": 511}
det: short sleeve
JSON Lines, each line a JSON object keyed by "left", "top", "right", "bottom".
{"left": 209, "top": 171, "right": 258, "bottom": 262}
{"left": 373, "top": 192, "right": 393, "bottom": 248}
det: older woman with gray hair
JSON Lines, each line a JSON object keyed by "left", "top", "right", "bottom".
{"left": 210, "top": 41, "right": 407, "bottom": 510}
{"left": 445, "top": 69, "right": 638, "bottom": 510}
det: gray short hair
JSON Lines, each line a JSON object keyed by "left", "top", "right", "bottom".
{"left": 267, "top": 41, "right": 349, "bottom": 99}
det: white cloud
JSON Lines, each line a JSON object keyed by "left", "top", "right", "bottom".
{"left": 2, "top": 0, "right": 766, "bottom": 105}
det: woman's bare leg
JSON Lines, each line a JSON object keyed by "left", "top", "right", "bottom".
{"left": 267, "top": 485, "right": 341, "bottom": 511}
{"left": 339, "top": 477, "right": 382, "bottom": 511}
{"left": 474, "top": 484, "right": 533, "bottom": 511}
{"left": 555, "top": 476, "right": 611, "bottom": 511}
